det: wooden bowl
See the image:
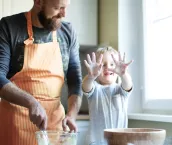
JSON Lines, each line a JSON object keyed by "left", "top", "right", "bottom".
{"left": 104, "top": 128, "right": 166, "bottom": 145}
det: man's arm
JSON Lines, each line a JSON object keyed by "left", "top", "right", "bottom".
{"left": 62, "top": 94, "right": 82, "bottom": 132}
{"left": 67, "top": 24, "right": 83, "bottom": 116}
{"left": 0, "top": 82, "right": 38, "bottom": 109}
{"left": 66, "top": 53, "right": 82, "bottom": 122}
{"left": 0, "top": 82, "right": 47, "bottom": 130}
{"left": 62, "top": 23, "right": 83, "bottom": 132}
{"left": 67, "top": 95, "right": 82, "bottom": 119}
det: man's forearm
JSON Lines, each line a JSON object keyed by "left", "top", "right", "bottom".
{"left": 67, "top": 95, "right": 82, "bottom": 119}
{"left": 0, "top": 82, "right": 38, "bottom": 109}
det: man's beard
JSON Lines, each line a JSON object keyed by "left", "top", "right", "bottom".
{"left": 38, "top": 10, "right": 62, "bottom": 31}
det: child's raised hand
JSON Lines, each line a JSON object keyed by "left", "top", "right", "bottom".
{"left": 111, "top": 52, "right": 133, "bottom": 77}
{"left": 84, "top": 52, "right": 103, "bottom": 80}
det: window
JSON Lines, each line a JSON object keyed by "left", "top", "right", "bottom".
{"left": 143, "top": 0, "right": 172, "bottom": 111}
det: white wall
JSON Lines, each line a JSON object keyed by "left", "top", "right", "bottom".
{"left": 0, "top": 0, "right": 2, "bottom": 18}
{"left": 0, "top": 0, "right": 33, "bottom": 18}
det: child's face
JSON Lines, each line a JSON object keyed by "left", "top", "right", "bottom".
{"left": 97, "top": 51, "right": 118, "bottom": 85}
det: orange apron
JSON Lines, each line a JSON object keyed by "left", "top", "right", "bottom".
{"left": 0, "top": 11, "right": 65, "bottom": 145}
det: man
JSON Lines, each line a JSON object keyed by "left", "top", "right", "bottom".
{"left": 0, "top": 0, "right": 82, "bottom": 144}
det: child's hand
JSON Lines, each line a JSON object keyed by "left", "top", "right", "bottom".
{"left": 84, "top": 52, "right": 103, "bottom": 80}
{"left": 111, "top": 52, "right": 133, "bottom": 77}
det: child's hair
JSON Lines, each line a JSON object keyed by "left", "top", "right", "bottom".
{"left": 96, "top": 46, "right": 118, "bottom": 60}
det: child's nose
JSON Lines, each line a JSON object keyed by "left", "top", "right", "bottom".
{"left": 107, "top": 64, "right": 111, "bottom": 68}
{"left": 104, "top": 65, "right": 110, "bottom": 71}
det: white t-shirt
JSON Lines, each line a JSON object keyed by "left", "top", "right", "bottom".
{"left": 83, "top": 81, "right": 132, "bottom": 145}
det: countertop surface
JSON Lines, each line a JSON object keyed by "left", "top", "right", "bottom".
{"left": 164, "top": 136, "right": 172, "bottom": 145}
{"left": 76, "top": 115, "right": 172, "bottom": 145}
{"left": 76, "top": 114, "right": 89, "bottom": 120}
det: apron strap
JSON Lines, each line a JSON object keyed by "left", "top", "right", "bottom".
{"left": 24, "top": 11, "right": 34, "bottom": 45}
{"left": 52, "top": 31, "right": 57, "bottom": 42}
{"left": 26, "top": 11, "right": 34, "bottom": 41}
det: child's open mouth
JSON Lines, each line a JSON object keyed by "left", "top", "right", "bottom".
{"left": 104, "top": 72, "right": 114, "bottom": 76}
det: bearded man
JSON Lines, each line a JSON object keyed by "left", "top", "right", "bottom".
{"left": 0, "top": 0, "right": 83, "bottom": 144}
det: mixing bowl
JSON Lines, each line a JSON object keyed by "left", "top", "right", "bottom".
{"left": 35, "top": 130, "right": 77, "bottom": 145}
{"left": 104, "top": 128, "right": 166, "bottom": 145}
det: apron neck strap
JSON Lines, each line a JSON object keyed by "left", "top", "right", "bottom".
{"left": 52, "top": 31, "right": 57, "bottom": 42}
{"left": 26, "top": 11, "right": 34, "bottom": 41}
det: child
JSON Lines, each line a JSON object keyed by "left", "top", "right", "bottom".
{"left": 82, "top": 46, "right": 133, "bottom": 145}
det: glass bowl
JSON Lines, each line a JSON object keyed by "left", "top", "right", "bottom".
{"left": 35, "top": 130, "right": 77, "bottom": 145}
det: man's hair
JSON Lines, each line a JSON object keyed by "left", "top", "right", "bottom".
{"left": 96, "top": 46, "right": 118, "bottom": 59}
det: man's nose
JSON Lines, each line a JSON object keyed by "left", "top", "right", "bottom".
{"left": 60, "top": 7, "right": 66, "bottom": 17}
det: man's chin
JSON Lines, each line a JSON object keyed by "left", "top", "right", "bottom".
{"left": 42, "top": 18, "right": 62, "bottom": 31}
{"left": 46, "top": 23, "right": 61, "bottom": 31}
{"left": 53, "top": 18, "right": 62, "bottom": 28}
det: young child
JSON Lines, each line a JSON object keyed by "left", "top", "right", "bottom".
{"left": 82, "top": 46, "right": 133, "bottom": 145}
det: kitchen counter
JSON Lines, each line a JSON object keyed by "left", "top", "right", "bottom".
{"left": 164, "top": 136, "right": 172, "bottom": 145}
{"left": 76, "top": 114, "right": 89, "bottom": 120}
{"left": 76, "top": 115, "right": 172, "bottom": 145}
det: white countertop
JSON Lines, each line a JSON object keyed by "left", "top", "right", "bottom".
{"left": 76, "top": 115, "right": 89, "bottom": 120}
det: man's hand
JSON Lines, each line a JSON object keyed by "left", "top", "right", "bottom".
{"left": 28, "top": 102, "right": 47, "bottom": 130}
{"left": 62, "top": 115, "right": 77, "bottom": 133}
{"left": 84, "top": 52, "right": 103, "bottom": 80}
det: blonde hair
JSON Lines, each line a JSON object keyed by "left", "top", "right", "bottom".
{"left": 96, "top": 46, "right": 118, "bottom": 60}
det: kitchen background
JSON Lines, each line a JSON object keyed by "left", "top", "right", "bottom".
{"left": 0, "top": 0, "right": 172, "bottom": 144}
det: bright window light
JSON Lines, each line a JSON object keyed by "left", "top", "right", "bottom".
{"left": 143, "top": 0, "right": 172, "bottom": 109}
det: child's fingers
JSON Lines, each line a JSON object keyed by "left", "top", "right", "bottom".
{"left": 99, "top": 63, "right": 103, "bottom": 71}
{"left": 118, "top": 51, "right": 122, "bottom": 61}
{"left": 97, "top": 54, "right": 103, "bottom": 65}
{"left": 92, "top": 52, "right": 96, "bottom": 63}
{"left": 123, "top": 52, "right": 126, "bottom": 62}
{"left": 111, "top": 54, "right": 118, "bottom": 65}
{"left": 84, "top": 60, "right": 90, "bottom": 68}
{"left": 87, "top": 54, "right": 92, "bottom": 64}
{"left": 126, "top": 60, "right": 134, "bottom": 66}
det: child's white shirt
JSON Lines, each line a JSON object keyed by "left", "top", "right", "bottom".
{"left": 83, "top": 81, "right": 132, "bottom": 145}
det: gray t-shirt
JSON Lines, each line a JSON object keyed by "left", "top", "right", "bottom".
{"left": 83, "top": 81, "right": 132, "bottom": 145}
